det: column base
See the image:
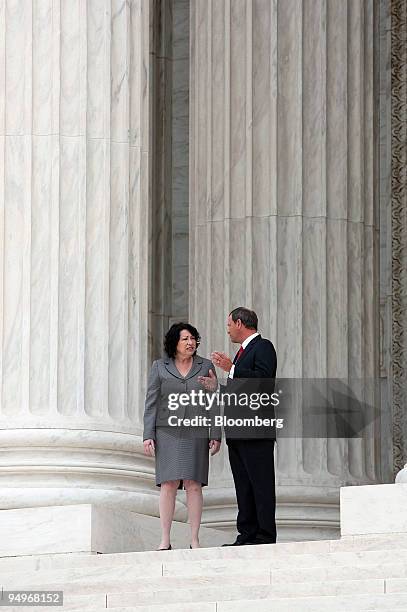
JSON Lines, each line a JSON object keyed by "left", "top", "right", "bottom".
{"left": 202, "top": 485, "right": 341, "bottom": 542}
{"left": 0, "top": 428, "right": 185, "bottom": 520}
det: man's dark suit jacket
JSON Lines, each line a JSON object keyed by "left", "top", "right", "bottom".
{"left": 222, "top": 335, "right": 278, "bottom": 440}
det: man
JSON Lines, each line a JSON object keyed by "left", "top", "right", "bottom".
{"left": 199, "top": 307, "right": 277, "bottom": 545}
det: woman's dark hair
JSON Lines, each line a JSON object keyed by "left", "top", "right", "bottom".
{"left": 164, "top": 322, "right": 201, "bottom": 358}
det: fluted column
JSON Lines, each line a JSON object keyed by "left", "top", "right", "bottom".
{"left": 190, "top": 0, "right": 380, "bottom": 540}
{"left": 0, "top": 0, "right": 159, "bottom": 515}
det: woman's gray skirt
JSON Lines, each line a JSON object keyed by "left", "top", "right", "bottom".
{"left": 155, "top": 427, "right": 209, "bottom": 487}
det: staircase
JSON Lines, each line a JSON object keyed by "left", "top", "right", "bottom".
{"left": 2, "top": 533, "right": 407, "bottom": 611}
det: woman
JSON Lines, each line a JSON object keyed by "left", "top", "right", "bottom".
{"left": 143, "top": 323, "right": 221, "bottom": 550}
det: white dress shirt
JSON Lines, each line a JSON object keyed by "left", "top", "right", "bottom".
{"left": 228, "top": 332, "right": 260, "bottom": 379}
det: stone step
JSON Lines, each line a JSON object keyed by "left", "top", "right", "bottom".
{"left": 386, "top": 578, "right": 407, "bottom": 593}
{"left": 271, "top": 562, "right": 407, "bottom": 585}
{"left": 6, "top": 584, "right": 407, "bottom": 612}
{"left": 0, "top": 567, "right": 400, "bottom": 601}
{"left": 4, "top": 604, "right": 214, "bottom": 612}
{"left": 7, "top": 592, "right": 407, "bottom": 612}
{"left": 2, "top": 553, "right": 407, "bottom": 594}
{"left": 2, "top": 532, "right": 407, "bottom": 575}
{"left": 0, "top": 594, "right": 107, "bottom": 612}
{"left": 107, "top": 592, "right": 407, "bottom": 612}
{"left": 218, "top": 592, "right": 407, "bottom": 612}
{"left": 1, "top": 554, "right": 407, "bottom": 610}
{"left": 105, "top": 578, "right": 388, "bottom": 606}
{"left": 2, "top": 535, "right": 407, "bottom": 612}
{"left": 162, "top": 554, "right": 407, "bottom": 579}
{"left": 3, "top": 552, "right": 407, "bottom": 593}
{"left": 217, "top": 592, "right": 407, "bottom": 611}
{"left": 1, "top": 573, "right": 270, "bottom": 597}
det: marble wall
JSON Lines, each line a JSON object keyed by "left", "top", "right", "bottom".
{"left": 189, "top": 0, "right": 383, "bottom": 540}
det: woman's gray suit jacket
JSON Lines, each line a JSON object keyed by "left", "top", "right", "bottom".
{"left": 143, "top": 355, "right": 220, "bottom": 486}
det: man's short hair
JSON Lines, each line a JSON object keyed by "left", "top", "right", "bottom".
{"left": 229, "top": 307, "right": 258, "bottom": 330}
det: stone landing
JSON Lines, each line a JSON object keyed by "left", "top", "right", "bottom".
{"left": 0, "top": 485, "right": 406, "bottom": 610}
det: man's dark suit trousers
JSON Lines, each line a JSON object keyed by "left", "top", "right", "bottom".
{"left": 227, "top": 437, "right": 276, "bottom": 544}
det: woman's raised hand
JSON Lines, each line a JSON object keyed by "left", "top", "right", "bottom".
{"left": 198, "top": 368, "right": 217, "bottom": 391}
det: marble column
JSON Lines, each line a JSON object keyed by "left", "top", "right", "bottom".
{"left": 150, "top": 0, "right": 190, "bottom": 360}
{"left": 0, "top": 0, "right": 164, "bottom": 516}
{"left": 190, "top": 0, "right": 381, "bottom": 540}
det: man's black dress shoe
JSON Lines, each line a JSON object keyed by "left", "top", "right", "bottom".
{"left": 222, "top": 539, "right": 251, "bottom": 546}
{"left": 222, "top": 536, "right": 276, "bottom": 546}
{"left": 250, "top": 535, "right": 276, "bottom": 545}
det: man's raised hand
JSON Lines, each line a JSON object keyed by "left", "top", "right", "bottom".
{"left": 211, "top": 351, "right": 233, "bottom": 373}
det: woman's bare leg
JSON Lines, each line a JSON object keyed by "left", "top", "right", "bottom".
{"left": 184, "top": 479, "right": 203, "bottom": 548}
{"left": 158, "top": 480, "right": 180, "bottom": 549}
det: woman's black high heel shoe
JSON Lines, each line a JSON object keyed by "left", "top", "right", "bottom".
{"left": 157, "top": 544, "right": 172, "bottom": 551}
